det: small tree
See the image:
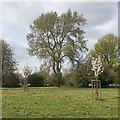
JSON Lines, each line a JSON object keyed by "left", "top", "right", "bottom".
{"left": 23, "top": 65, "right": 32, "bottom": 91}
{"left": 91, "top": 55, "right": 104, "bottom": 99}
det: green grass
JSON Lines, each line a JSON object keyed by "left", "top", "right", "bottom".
{"left": 1, "top": 87, "right": 119, "bottom": 118}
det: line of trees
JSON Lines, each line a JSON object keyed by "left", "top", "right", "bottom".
{"left": 1, "top": 10, "right": 119, "bottom": 87}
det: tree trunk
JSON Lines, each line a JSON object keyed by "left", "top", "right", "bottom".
{"left": 24, "top": 77, "right": 28, "bottom": 91}
{"left": 56, "top": 71, "right": 62, "bottom": 87}
{"left": 56, "top": 61, "right": 62, "bottom": 87}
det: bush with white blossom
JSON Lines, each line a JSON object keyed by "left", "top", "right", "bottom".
{"left": 91, "top": 56, "right": 104, "bottom": 78}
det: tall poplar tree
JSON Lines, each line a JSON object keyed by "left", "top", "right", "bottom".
{"left": 27, "top": 10, "right": 88, "bottom": 87}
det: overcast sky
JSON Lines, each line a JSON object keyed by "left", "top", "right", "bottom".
{"left": 0, "top": 1, "right": 118, "bottom": 74}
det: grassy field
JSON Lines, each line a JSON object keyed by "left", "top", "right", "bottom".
{"left": 1, "top": 87, "right": 119, "bottom": 118}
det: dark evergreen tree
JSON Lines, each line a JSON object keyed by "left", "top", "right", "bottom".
{"left": 1, "top": 40, "right": 18, "bottom": 87}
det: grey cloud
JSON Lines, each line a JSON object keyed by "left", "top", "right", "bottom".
{"left": 45, "top": 2, "right": 117, "bottom": 27}
{"left": 8, "top": 40, "right": 30, "bottom": 62}
{"left": 1, "top": 2, "right": 117, "bottom": 35}
{"left": 79, "top": 2, "right": 117, "bottom": 26}
{"left": 8, "top": 40, "right": 41, "bottom": 73}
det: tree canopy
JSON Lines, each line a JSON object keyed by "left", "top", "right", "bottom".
{"left": 27, "top": 10, "right": 88, "bottom": 87}
{"left": 89, "top": 34, "right": 118, "bottom": 68}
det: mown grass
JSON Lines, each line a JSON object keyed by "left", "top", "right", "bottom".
{"left": 1, "top": 87, "right": 119, "bottom": 118}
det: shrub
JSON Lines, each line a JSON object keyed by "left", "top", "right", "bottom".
{"left": 27, "top": 73, "right": 44, "bottom": 87}
{"left": 2, "top": 73, "right": 20, "bottom": 87}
